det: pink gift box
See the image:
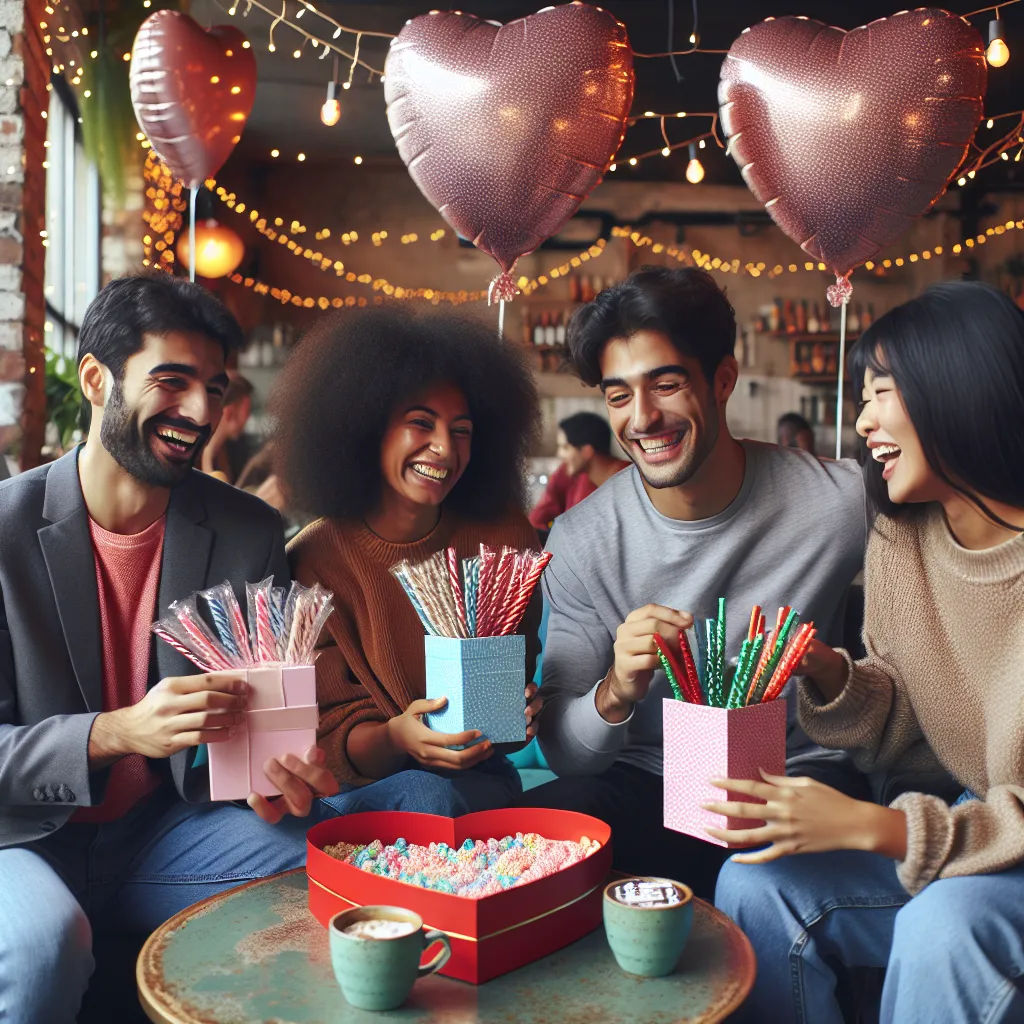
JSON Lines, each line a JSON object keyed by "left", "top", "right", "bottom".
{"left": 208, "top": 666, "right": 318, "bottom": 801}
{"left": 663, "top": 697, "right": 786, "bottom": 847}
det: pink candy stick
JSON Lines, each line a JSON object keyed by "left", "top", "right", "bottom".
{"left": 497, "top": 550, "right": 553, "bottom": 635}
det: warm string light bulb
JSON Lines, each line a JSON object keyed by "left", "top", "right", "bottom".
{"left": 988, "top": 15, "right": 1010, "bottom": 67}
{"left": 685, "top": 142, "right": 704, "bottom": 184}
{"left": 321, "top": 81, "right": 341, "bottom": 126}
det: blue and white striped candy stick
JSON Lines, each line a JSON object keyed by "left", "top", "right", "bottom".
{"left": 205, "top": 595, "right": 242, "bottom": 660}
{"left": 393, "top": 566, "right": 438, "bottom": 635}
{"left": 463, "top": 556, "right": 481, "bottom": 637}
{"left": 270, "top": 588, "right": 287, "bottom": 656}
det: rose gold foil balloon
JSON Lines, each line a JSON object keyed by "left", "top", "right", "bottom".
{"left": 131, "top": 11, "right": 257, "bottom": 188}
{"left": 719, "top": 8, "right": 985, "bottom": 299}
{"left": 384, "top": 3, "right": 634, "bottom": 298}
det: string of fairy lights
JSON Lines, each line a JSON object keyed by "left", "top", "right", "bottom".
{"left": 195, "top": 160, "right": 1024, "bottom": 306}
{"left": 28, "top": 0, "right": 1024, "bottom": 186}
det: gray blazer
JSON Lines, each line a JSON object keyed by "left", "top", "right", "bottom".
{"left": 0, "top": 448, "right": 289, "bottom": 848}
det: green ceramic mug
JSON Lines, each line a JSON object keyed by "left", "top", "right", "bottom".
{"left": 329, "top": 905, "right": 451, "bottom": 1011}
{"left": 603, "top": 877, "right": 694, "bottom": 977}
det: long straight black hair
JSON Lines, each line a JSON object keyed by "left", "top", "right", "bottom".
{"left": 848, "top": 280, "right": 1024, "bottom": 528}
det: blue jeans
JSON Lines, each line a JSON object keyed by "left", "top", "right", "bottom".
{"left": 716, "top": 849, "right": 1024, "bottom": 1023}
{"left": 318, "top": 753, "right": 522, "bottom": 817}
{"left": 0, "top": 785, "right": 310, "bottom": 1024}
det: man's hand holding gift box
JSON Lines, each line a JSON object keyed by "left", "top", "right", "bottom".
{"left": 152, "top": 577, "right": 340, "bottom": 822}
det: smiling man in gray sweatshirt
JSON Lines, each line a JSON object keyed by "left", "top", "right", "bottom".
{"left": 529, "top": 266, "right": 868, "bottom": 897}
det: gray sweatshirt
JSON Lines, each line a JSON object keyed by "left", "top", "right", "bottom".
{"left": 537, "top": 440, "right": 867, "bottom": 778}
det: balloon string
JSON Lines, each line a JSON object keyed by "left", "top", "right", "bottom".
{"left": 498, "top": 299, "right": 505, "bottom": 340}
{"left": 189, "top": 185, "right": 197, "bottom": 284}
{"left": 835, "top": 300, "right": 847, "bottom": 460}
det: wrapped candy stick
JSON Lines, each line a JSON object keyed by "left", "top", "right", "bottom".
{"left": 463, "top": 556, "right": 481, "bottom": 637}
{"left": 654, "top": 637, "right": 686, "bottom": 702}
{"left": 496, "top": 550, "right": 552, "bottom": 636}
{"left": 447, "top": 547, "right": 468, "bottom": 634}
{"left": 678, "top": 627, "right": 704, "bottom": 702}
{"left": 167, "top": 597, "right": 238, "bottom": 670}
{"left": 200, "top": 582, "right": 253, "bottom": 665}
{"left": 152, "top": 624, "right": 214, "bottom": 672}
{"left": 761, "top": 624, "right": 817, "bottom": 704}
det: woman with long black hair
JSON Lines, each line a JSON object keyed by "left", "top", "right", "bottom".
{"left": 273, "top": 307, "right": 543, "bottom": 818}
{"left": 712, "top": 280, "right": 1024, "bottom": 1023}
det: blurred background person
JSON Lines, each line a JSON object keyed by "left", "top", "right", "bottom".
{"left": 529, "top": 411, "right": 628, "bottom": 531}
{"left": 201, "top": 373, "right": 255, "bottom": 483}
{"left": 777, "top": 411, "right": 816, "bottom": 454}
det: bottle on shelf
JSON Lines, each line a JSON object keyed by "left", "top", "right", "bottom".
{"left": 544, "top": 312, "right": 557, "bottom": 348}
{"left": 555, "top": 310, "right": 567, "bottom": 347}
{"left": 569, "top": 276, "right": 581, "bottom": 303}
{"left": 796, "top": 299, "right": 808, "bottom": 334}
{"left": 768, "top": 298, "right": 781, "bottom": 333}
{"left": 807, "top": 302, "right": 821, "bottom": 334}
{"left": 862, "top": 303, "right": 875, "bottom": 329}
{"left": 782, "top": 299, "right": 796, "bottom": 334}
{"left": 820, "top": 302, "right": 832, "bottom": 333}
{"left": 533, "top": 312, "right": 547, "bottom": 348}
{"left": 521, "top": 310, "right": 533, "bottom": 347}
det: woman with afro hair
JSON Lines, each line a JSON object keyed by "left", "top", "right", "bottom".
{"left": 274, "top": 307, "right": 544, "bottom": 816}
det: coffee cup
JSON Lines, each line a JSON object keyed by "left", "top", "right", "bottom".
{"left": 329, "top": 905, "right": 451, "bottom": 1011}
{"left": 603, "top": 877, "right": 694, "bottom": 977}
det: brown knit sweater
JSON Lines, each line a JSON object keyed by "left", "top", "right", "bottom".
{"left": 799, "top": 508, "right": 1024, "bottom": 894}
{"left": 288, "top": 508, "right": 541, "bottom": 785}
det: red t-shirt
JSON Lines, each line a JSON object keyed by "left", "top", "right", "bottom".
{"left": 73, "top": 516, "right": 166, "bottom": 823}
{"left": 529, "top": 461, "right": 628, "bottom": 530}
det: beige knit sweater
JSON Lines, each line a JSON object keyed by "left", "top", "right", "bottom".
{"left": 799, "top": 508, "right": 1024, "bottom": 894}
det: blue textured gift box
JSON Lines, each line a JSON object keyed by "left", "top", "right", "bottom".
{"left": 424, "top": 634, "right": 526, "bottom": 744}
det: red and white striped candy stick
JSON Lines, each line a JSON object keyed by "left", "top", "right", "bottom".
{"left": 481, "top": 547, "right": 516, "bottom": 636}
{"left": 447, "top": 546, "right": 468, "bottom": 634}
{"left": 176, "top": 609, "right": 234, "bottom": 670}
{"left": 761, "top": 624, "right": 816, "bottom": 703}
{"left": 474, "top": 545, "right": 499, "bottom": 637}
{"left": 254, "top": 587, "right": 279, "bottom": 663}
{"left": 497, "top": 550, "right": 553, "bottom": 635}
{"left": 153, "top": 626, "right": 213, "bottom": 672}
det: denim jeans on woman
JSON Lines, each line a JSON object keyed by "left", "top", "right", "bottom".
{"left": 0, "top": 785, "right": 311, "bottom": 1024}
{"left": 716, "top": 833, "right": 1024, "bottom": 1023}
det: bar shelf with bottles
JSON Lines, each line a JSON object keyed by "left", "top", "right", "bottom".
{"left": 753, "top": 297, "right": 875, "bottom": 384}
{"left": 518, "top": 273, "right": 618, "bottom": 375}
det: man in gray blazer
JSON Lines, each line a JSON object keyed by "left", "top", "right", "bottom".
{"left": 0, "top": 274, "right": 337, "bottom": 1024}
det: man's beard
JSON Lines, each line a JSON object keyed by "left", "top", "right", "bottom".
{"left": 100, "top": 379, "right": 205, "bottom": 488}
{"left": 626, "top": 409, "right": 720, "bottom": 490}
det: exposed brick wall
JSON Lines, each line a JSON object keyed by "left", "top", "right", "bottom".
{"left": 0, "top": 0, "right": 46, "bottom": 469}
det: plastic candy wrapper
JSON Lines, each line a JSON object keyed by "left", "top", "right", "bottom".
{"left": 154, "top": 578, "right": 334, "bottom": 669}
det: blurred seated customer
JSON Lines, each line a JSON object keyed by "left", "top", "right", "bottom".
{"left": 201, "top": 373, "right": 254, "bottom": 483}
{"left": 274, "top": 307, "right": 543, "bottom": 817}
{"left": 201, "top": 373, "right": 255, "bottom": 483}
{"left": 529, "top": 411, "right": 628, "bottom": 530}
{"left": 777, "top": 411, "right": 816, "bottom": 454}
{"left": 235, "top": 443, "right": 308, "bottom": 540}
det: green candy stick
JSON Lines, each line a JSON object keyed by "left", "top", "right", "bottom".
{"left": 715, "top": 597, "right": 727, "bottom": 705}
{"left": 738, "top": 632, "right": 766, "bottom": 705}
{"left": 656, "top": 648, "right": 686, "bottom": 702}
{"left": 726, "top": 639, "right": 752, "bottom": 709}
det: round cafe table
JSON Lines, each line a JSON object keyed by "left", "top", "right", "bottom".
{"left": 137, "top": 869, "right": 755, "bottom": 1024}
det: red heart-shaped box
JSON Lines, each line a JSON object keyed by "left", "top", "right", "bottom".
{"left": 307, "top": 809, "right": 612, "bottom": 984}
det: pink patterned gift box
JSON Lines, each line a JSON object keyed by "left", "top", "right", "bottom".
{"left": 663, "top": 697, "right": 786, "bottom": 848}
{"left": 207, "top": 666, "right": 318, "bottom": 801}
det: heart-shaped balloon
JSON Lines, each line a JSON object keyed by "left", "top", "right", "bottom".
{"left": 719, "top": 8, "right": 985, "bottom": 296}
{"left": 131, "top": 11, "right": 257, "bottom": 188}
{"left": 384, "top": 3, "right": 634, "bottom": 297}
